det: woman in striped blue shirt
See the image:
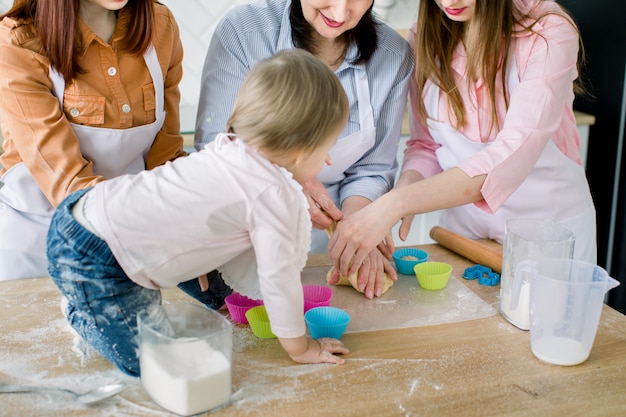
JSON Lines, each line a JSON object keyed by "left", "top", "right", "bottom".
{"left": 195, "top": 0, "right": 414, "bottom": 300}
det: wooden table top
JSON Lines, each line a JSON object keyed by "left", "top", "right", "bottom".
{"left": 1, "top": 243, "right": 625, "bottom": 417}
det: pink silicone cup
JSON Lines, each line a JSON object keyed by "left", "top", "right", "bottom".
{"left": 224, "top": 293, "right": 264, "bottom": 324}
{"left": 303, "top": 285, "right": 333, "bottom": 313}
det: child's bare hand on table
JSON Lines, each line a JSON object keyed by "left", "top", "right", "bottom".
{"left": 280, "top": 336, "right": 349, "bottom": 365}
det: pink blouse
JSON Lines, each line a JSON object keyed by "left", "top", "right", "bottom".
{"left": 402, "top": 0, "right": 582, "bottom": 213}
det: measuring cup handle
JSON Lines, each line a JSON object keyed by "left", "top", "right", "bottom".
{"left": 510, "top": 260, "right": 536, "bottom": 310}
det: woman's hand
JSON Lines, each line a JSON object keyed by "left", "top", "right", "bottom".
{"left": 394, "top": 170, "right": 422, "bottom": 243}
{"left": 328, "top": 194, "right": 400, "bottom": 279}
{"left": 354, "top": 246, "right": 398, "bottom": 299}
{"left": 328, "top": 244, "right": 397, "bottom": 299}
{"left": 377, "top": 231, "right": 396, "bottom": 259}
{"left": 280, "top": 336, "right": 349, "bottom": 365}
{"left": 328, "top": 198, "right": 399, "bottom": 278}
{"left": 302, "top": 178, "right": 343, "bottom": 230}
{"left": 329, "top": 169, "right": 486, "bottom": 277}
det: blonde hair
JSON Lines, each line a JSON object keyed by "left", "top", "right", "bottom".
{"left": 413, "top": 0, "right": 585, "bottom": 132}
{"left": 226, "top": 49, "right": 348, "bottom": 156}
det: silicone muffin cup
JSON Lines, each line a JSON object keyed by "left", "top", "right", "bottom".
{"left": 245, "top": 306, "right": 276, "bottom": 339}
{"left": 303, "top": 285, "right": 333, "bottom": 313}
{"left": 414, "top": 261, "right": 452, "bottom": 290}
{"left": 392, "top": 248, "right": 429, "bottom": 275}
{"left": 304, "top": 306, "right": 351, "bottom": 340}
{"left": 224, "top": 293, "right": 264, "bottom": 324}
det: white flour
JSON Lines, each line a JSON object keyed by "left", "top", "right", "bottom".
{"left": 140, "top": 339, "right": 231, "bottom": 416}
{"left": 531, "top": 337, "right": 589, "bottom": 366}
{"left": 500, "top": 279, "right": 530, "bottom": 330}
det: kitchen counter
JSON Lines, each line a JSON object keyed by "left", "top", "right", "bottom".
{"left": 1, "top": 242, "right": 625, "bottom": 417}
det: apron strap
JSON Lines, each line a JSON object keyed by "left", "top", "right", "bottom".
{"left": 142, "top": 45, "right": 164, "bottom": 118}
{"left": 355, "top": 68, "right": 374, "bottom": 129}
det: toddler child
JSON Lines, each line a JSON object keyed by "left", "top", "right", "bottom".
{"left": 46, "top": 49, "right": 350, "bottom": 377}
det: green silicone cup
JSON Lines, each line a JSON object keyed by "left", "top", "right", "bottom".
{"left": 245, "top": 305, "right": 276, "bottom": 339}
{"left": 414, "top": 261, "right": 452, "bottom": 290}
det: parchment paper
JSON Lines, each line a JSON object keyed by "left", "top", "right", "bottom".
{"left": 301, "top": 266, "right": 496, "bottom": 333}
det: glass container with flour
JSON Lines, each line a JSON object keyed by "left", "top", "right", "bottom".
{"left": 139, "top": 302, "right": 233, "bottom": 416}
{"left": 500, "top": 219, "right": 575, "bottom": 330}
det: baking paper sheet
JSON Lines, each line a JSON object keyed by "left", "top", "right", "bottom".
{"left": 301, "top": 266, "right": 497, "bottom": 333}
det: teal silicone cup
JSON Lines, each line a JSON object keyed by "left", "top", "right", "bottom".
{"left": 392, "top": 248, "right": 429, "bottom": 275}
{"left": 304, "top": 306, "right": 350, "bottom": 340}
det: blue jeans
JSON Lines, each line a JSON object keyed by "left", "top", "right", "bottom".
{"left": 47, "top": 189, "right": 232, "bottom": 377}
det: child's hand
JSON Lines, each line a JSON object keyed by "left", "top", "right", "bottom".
{"left": 280, "top": 336, "right": 349, "bottom": 365}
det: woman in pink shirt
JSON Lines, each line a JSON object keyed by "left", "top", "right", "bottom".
{"left": 328, "top": 0, "right": 596, "bottom": 278}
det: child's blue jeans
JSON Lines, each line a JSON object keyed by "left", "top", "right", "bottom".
{"left": 47, "top": 188, "right": 231, "bottom": 377}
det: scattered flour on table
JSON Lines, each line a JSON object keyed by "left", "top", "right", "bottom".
{"left": 498, "top": 321, "right": 521, "bottom": 333}
{"left": 1, "top": 302, "right": 496, "bottom": 416}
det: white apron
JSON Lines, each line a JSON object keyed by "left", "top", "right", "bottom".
{"left": 427, "top": 58, "right": 596, "bottom": 263}
{"left": 310, "top": 68, "right": 376, "bottom": 253}
{"left": 0, "top": 45, "right": 166, "bottom": 280}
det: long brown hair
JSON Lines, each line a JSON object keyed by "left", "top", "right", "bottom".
{"left": 1, "top": 0, "right": 155, "bottom": 83}
{"left": 413, "top": 0, "right": 585, "bottom": 132}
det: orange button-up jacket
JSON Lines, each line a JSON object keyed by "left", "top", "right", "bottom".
{"left": 0, "top": 3, "right": 185, "bottom": 207}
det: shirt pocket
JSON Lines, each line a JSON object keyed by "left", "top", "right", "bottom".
{"left": 63, "top": 94, "right": 105, "bottom": 125}
{"left": 142, "top": 83, "right": 156, "bottom": 121}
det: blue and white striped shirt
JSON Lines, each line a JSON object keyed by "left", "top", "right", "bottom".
{"left": 194, "top": 0, "right": 414, "bottom": 204}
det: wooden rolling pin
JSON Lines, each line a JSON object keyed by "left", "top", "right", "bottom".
{"left": 429, "top": 226, "right": 503, "bottom": 273}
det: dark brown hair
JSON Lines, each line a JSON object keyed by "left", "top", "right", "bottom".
{"left": 2, "top": 0, "right": 155, "bottom": 83}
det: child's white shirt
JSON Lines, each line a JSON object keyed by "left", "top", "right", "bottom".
{"left": 82, "top": 134, "right": 311, "bottom": 338}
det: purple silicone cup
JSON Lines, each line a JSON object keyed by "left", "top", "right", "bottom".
{"left": 303, "top": 285, "right": 333, "bottom": 313}
{"left": 224, "top": 293, "right": 264, "bottom": 324}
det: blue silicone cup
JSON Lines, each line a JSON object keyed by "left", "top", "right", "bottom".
{"left": 392, "top": 248, "right": 429, "bottom": 275}
{"left": 305, "top": 306, "right": 351, "bottom": 340}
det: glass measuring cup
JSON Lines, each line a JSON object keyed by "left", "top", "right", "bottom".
{"left": 500, "top": 219, "right": 575, "bottom": 330}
